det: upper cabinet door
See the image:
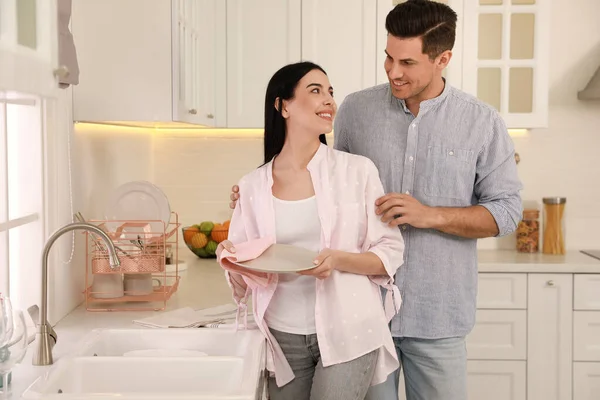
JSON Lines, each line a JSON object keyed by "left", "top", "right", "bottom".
{"left": 173, "top": 0, "right": 226, "bottom": 127}
{"left": 462, "top": 0, "right": 551, "bottom": 128}
{"left": 376, "top": 0, "right": 393, "bottom": 86}
{"left": 226, "top": 0, "right": 301, "bottom": 128}
{"left": 0, "top": 0, "right": 59, "bottom": 97}
{"left": 376, "top": 0, "right": 464, "bottom": 88}
{"left": 302, "top": 0, "right": 377, "bottom": 109}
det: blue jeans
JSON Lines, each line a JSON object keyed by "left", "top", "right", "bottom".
{"left": 365, "top": 336, "right": 467, "bottom": 400}
{"left": 268, "top": 328, "right": 378, "bottom": 400}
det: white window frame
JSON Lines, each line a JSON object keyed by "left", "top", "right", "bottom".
{"left": 0, "top": 95, "right": 46, "bottom": 306}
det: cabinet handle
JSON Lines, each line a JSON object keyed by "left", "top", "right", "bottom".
{"left": 53, "top": 65, "right": 70, "bottom": 79}
{"left": 546, "top": 280, "right": 555, "bottom": 287}
{"left": 188, "top": 109, "right": 197, "bottom": 115}
{"left": 206, "top": 113, "right": 214, "bottom": 119}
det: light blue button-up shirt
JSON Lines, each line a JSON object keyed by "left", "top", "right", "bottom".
{"left": 334, "top": 81, "right": 523, "bottom": 338}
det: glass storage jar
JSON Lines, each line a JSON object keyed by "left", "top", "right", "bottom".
{"left": 542, "top": 197, "right": 566, "bottom": 255}
{"left": 516, "top": 209, "right": 540, "bottom": 253}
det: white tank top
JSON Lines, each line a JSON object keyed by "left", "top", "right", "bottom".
{"left": 263, "top": 195, "right": 321, "bottom": 335}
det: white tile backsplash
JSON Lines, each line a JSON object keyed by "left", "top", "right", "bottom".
{"left": 75, "top": 106, "right": 600, "bottom": 251}
{"left": 152, "top": 134, "right": 263, "bottom": 227}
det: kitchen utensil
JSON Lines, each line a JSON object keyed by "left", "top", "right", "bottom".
{"left": 74, "top": 212, "right": 135, "bottom": 260}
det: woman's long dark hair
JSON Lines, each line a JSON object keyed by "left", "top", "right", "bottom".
{"left": 263, "top": 62, "right": 328, "bottom": 165}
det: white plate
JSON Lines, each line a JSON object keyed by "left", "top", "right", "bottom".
{"left": 233, "top": 243, "right": 318, "bottom": 273}
{"left": 104, "top": 181, "right": 171, "bottom": 238}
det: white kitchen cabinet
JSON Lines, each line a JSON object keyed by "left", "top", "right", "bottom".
{"left": 467, "top": 310, "right": 527, "bottom": 360}
{"left": 573, "top": 363, "right": 600, "bottom": 400}
{"left": 72, "top": 0, "right": 226, "bottom": 127}
{"left": 466, "top": 272, "right": 600, "bottom": 400}
{"left": 467, "top": 361, "right": 526, "bottom": 400}
{"left": 0, "top": 0, "right": 60, "bottom": 97}
{"left": 226, "top": 0, "right": 301, "bottom": 128}
{"left": 527, "top": 274, "right": 573, "bottom": 400}
{"left": 174, "top": 0, "right": 226, "bottom": 127}
{"left": 574, "top": 274, "right": 600, "bottom": 310}
{"left": 476, "top": 273, "right": 527, "bottom": 309}
{"left": 573, "top": 312, "right": 600, "bottom": 362}
{"left": 397, "top": 360, "right": 527, "bottom": 400}
{"left": 227, "top": 0, "right": 378, "bottom": 128}
{"left": 461, "top": 0, "right": 551, "bottom": 128}
{"left": 302, "top": 0, "right": 377, "bottom": 111}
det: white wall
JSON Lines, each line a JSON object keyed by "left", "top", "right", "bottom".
{"left": 45, "top": 88, "right": 87, "bottom": 325}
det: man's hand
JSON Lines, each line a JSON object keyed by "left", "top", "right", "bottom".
{"left": 229, "top": 185, "right": 239, "bottom": 209}
{"left": 375, "top": 193, "right": 440, "bottom": 229}
{"left": 298, "top": 248, "right": 340, "bottom": 280}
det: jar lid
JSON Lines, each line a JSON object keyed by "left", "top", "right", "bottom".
{"left": 523, "top": 209, "right": 539, "bottom": 219}
{"left": 543, "top": 197, "right": 567, "bottom": 205}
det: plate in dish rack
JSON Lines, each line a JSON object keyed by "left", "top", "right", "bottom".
{"left": 104, "top": 181, "right": 171, "bottom": 238}
{"left": 233, "top": 243, "right": 318, "bottom": 273}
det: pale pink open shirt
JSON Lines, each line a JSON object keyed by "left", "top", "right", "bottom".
{"left": 218, "top": 144, "right": 405, "bottom": 388}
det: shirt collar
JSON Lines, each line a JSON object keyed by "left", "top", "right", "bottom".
{"left": 395, "top": 77, "right": 451, "bottom": 115}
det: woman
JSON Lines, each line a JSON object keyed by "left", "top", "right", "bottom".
{"left": 216, "top": 61, "right": 405, "bottom": 400}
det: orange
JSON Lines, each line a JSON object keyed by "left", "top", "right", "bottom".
{"left": 210, "top": 223, "right": 228, "bottom": 243}
{"left": 183, "top": 226, "right": 198, "bottom": 243}
{"left": 191, "top": 232, "right": 208, "bottom": 249}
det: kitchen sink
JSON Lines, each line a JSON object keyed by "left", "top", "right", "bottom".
{"left": 22, "top": 328, "right": 267, "bottom": 400}
{"left": 70, "top": 328, "right": 262, "bottom": 358}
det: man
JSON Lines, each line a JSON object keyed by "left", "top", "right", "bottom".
{"left": 335, "top": 1, "right": 523, "bottom": 399}
{"left": 230, "top": 1, "right": 522, "bottom": 399}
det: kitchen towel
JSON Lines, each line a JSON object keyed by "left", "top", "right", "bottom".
{"left": 132, "top": 303, "right": 248, "bottom": 328}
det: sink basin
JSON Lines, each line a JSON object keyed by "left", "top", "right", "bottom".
{"left": 70, "top": 328, "right": 263, "bottom": 358}
{"left": 22, "top": 328, "right": 267, "bottom": 400}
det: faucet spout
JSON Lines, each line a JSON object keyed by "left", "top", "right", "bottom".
{"left": 32, "top": 222, "right": 120, "bottom": 366}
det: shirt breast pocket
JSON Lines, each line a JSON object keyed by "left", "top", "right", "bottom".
{"left": 424, "top": 145, "right": 475, "bottom": 200}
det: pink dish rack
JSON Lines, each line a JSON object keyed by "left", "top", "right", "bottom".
{"left": 83, "top": 212, "right": 181, "bottom": 312}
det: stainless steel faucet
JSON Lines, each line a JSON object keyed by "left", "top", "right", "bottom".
{"left": 32, "top": 222, "right": 120, "bottom": 366}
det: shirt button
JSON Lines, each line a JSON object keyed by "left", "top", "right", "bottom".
{"left": 409, "top": 156, "right": 414, "bottom": 161}
{"left": 448, "top": 150, "right": 454, "bottom": 156}
{"left": 411, "top": 123, "right": 417, "bottom": 128}
{"left": 402, "top": 226, "right": 407, "bottom": 231}
{"left": 405, "top": 191, "right": 410, "bottom": 195}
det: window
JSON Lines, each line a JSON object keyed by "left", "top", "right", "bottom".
{"left": 0, "top": 94, "right": 45, "bottom": 311}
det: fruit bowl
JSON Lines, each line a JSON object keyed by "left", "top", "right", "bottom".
{"left": 182, "top": 220, "right": 230, "bottom": 259}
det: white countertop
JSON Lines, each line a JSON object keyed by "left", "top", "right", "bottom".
{"left": 8, "top": 248, "right": 600, "bottom": 397}
{"left": 477, "top": 249, "right": 600, "bottom": 273}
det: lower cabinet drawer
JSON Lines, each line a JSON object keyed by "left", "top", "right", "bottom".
{"left": 574, "top": 311, "right": 600, "bottom": 361}
{"left": 573, "top": 362, "right": 600, "bottom": 400}
{"left": 467, "top": 310, "right": 527, "bottom": 360}
{"left": 477, "top": 273, "right": 527, "bottom": 309}
{"left": 468, "top": 361, "right": 526, "bottom": 400}
{"left": 574, "top": 274, "right": 600, "bottom": 310}
{"left": 398, "top": 360, "right": 527, "bottom": 400}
